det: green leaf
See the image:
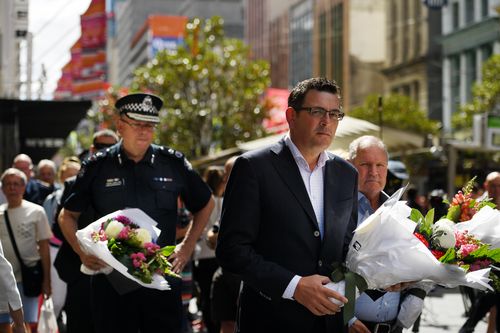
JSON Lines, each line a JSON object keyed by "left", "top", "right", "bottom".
{"left": 439, "top": 247, "right": 457, "bottom": 263}
{"left": 410, "top": 208, "right": 424, "bottom": 224}
{"left": 446, "top": 205, "right": 461, "bottom": 222}
{"left": 160, "top": 245, "right": 176, "bottom": 257}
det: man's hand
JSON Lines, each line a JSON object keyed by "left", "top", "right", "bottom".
{"left": 170, "top": 242, "right": 195, "bottom": 274}
{"left": 80, "top": 253, "right": 107, "bottom": 271}
{"left": 349, "top": 320, "right": 370, "bottom": 333}
{"left": 293, "top": 275, "right": 348, "bottom": 316}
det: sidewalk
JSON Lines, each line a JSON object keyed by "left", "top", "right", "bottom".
{"left": 404, "top": 287, "right": 489, "bottom": 333}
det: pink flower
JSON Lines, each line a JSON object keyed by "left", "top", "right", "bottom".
{"left": 470, "top": 259, "right": 492, "bottom": 272}
{"left": 458, "top": 243, "right": 479, "bottom": 257}
{"left": 455, "top": 230, "right": 470, "bottom": 247}
{"left": 117, "top": 226, "right": 131, "bottom": 240}
{"left": 130, "top": 252, "right": 146, "bottom": 268}
{"left": 144, "top": 242, "right": 160, "bottom": 256}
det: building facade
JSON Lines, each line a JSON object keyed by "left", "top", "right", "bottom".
{"left": 313, "top": 0, "right": 386, "bottom": 110}
{"left": 441, "top": 0, "right": 500, "bottom": 132}
{"left": 0, "top": 0, "right": 29, "bottom": 98}
{"left": 382, "top": 0, "right": 443, "bottom": 122}
{"left": 110, "top": 0, "right": 244, "bottom": 87}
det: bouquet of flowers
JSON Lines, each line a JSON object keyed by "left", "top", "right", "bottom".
{"left": 335, "top": 187, "right": 493, "bottom": 291}
{"left": 410, "top": 178, "right": 500, "bottom": 289}
{"left": 76, "top": 208, "right": 178, "bottom": 290}
{"left": 411, "top": 208, "right": 500, "bottom": 281}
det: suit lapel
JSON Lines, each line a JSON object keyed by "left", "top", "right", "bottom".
{"left": 270, "top": 141, "right": 319, "bottom": 229}
{"left": 323, "top": 155, "right": 347, "bottom": 250}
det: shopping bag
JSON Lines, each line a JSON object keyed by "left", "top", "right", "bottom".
{"left": 38, "top": 297, "right": 58, "bottom": 333}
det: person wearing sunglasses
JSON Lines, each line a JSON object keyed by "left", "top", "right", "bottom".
{"left": 59, "top": 93, "right": 214, "bottom": 333}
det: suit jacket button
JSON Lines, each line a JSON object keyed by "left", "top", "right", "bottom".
{"left": 313, "top": 231, "right": 320, "bottom": 237}
{"left": 318, "top": 260, "right": 323, "bottom": 267}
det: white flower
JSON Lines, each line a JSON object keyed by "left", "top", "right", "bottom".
{"left": 431, "top": 220, "right": 456, "bottom": 249}
{"left": 135, "top": 228, "right": 152, "bottom": 246}
{"left": 105, "top": 221, "right": 124, "bottom": 239}
{"left": 433, "top": 219, "right": 455, "bottom": 230}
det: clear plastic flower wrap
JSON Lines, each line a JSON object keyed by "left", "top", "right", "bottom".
{"left": 76, "top": 208, "right": 177, "bottom": 290}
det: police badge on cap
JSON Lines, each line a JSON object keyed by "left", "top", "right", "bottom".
{"left": 115, "top": 93, "right": 163, "bottom": 123}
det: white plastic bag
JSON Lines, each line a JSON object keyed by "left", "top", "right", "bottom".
{"left": 38, "top": 297, "right": 58, "bottom": 333}
{"left": 454, "top": 205, "right": 500, "bottom": 249}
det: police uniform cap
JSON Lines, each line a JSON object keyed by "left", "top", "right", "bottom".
{"left": 115, "top": 93, "right": 163, "bottom": 124}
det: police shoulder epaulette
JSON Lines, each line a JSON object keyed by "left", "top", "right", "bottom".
{"left": 85, "top": 150, "right": 108, "bottom": 164}
{"left": 158, "top": 146, "right": 184, "bottom": 160}
{"left": 158, "top": 146, "right": 192, "bottom": 169}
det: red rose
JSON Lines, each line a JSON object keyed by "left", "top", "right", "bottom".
{"left": 414, "top": 232, "right": 429, "bottom": 248}
{"left": 431, "top": 250, "right": 445, "bottom": 260}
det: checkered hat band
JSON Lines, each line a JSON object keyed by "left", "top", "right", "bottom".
{"left": 118, "top": 103, "right": 158, "bottom": 114}
{"left": 126, "top": 112, "right": 160, "bottom": 123}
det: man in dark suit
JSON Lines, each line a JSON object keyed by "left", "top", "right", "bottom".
{"left": 216, "top": 77, "right": 358, "bottom": 333}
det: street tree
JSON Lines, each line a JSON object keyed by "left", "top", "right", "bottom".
{"left": 349, "top": 93, "right": 440, "bottom": 135}
{"left": 131, "top": 16, "right": 271, "bottom": 158}
{"left": 453, "top": 54, "right": 500, "bottom": 130}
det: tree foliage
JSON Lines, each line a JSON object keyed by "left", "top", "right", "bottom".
{"left": 349, "top": 94, "right": 440, "bottom": 135}
{"left": 131, "top": 16, "right": 271, "bottom": 158}
{"left": 453, "top": 55, "right": 500, "bottom": 130}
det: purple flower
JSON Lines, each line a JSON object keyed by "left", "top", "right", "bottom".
{"left": 114, "top": 215, "right": 132, "bottom": 225}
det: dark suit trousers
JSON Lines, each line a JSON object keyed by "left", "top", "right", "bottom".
{"left": 90, "top": 274, "right": 183, "bottom": 333}
{"left": 65, "top": 274, "right": 95, "bottom": 333}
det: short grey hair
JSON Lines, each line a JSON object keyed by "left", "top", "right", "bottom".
{"left": 348, "top": 135, "right": 389, "bottom": 161}
{"left": 37, "top": 159, "right": 57, "bottom": 174}
{"left": 486, "top": 171, "right": 500, "bottom": 183}
{"left": 1, "top": 168, "right": 27, "bottom": 185}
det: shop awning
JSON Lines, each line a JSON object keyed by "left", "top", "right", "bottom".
{"left": 238, "top": 116, "right": 424, "bottom": 153}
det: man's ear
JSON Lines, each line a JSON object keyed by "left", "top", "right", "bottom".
{"left": 285, "top": 107, "right": 296, "bottom": 128}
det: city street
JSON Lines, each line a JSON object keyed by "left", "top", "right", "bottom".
{"left": 406, "top": 287, "right": 489, "bottom": 333}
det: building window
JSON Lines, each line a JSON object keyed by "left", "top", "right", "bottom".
{"left": 331, "top": 3, "right": 343, "bottom": 87}
{"left": 390, "top": 0, "right": 398, "bottom": 63}
{"left": 402, "top": 0, "right": 409, "bottom": 62}
{"left": 465, "top": 50, "right": 477, "bottom": 102}
{"left": 319, "top": 13, "right": 327, "bottom": 77}
{"left": 413, "top": 81, "right": 420, "bottom": 105}
{"left": 465, "top": 0, "right": 474, "bottom": 25}
{"left": 481, "top": 43, "right": 493, "bottom": 61}
{"left": 482, "top": 0, "right": 489, "bottom": 17}
{"left": 450, "top": 55, "right": 461, "bottom": 114}
{"left": 452, "top": 2, "right": 459, "bottom": 29}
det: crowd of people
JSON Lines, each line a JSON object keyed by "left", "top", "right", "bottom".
{"left": 0, "top": 78, "right": 499, "bottom": 333}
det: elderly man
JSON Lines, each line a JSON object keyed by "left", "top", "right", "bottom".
{"left": 0, "top": 168, "right": 52, "bottom": 332}
{"left": 36, "top": 159, "right": 57, "bottom": 188}
{"left": 217, "top": 77, "right": 357, "bottom": 333}
{"left": 12, "top": 154, "right": 53, "bottom": 205}
{"left": 60, "top": 93, "right": 214, "bottom": 333}
{"left": 348, "top": 135, "right": 426, "bottom": 333}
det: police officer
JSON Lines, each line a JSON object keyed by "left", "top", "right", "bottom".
{"left": 59, "top": 93, "right": 215, "bottom": 333}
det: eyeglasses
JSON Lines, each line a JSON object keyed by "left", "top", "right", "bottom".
{"left": 298, "top": 107, "right": 344, "bottom": 121}
{"left": 120, "top": 117, "right": 157, "bottom": 131}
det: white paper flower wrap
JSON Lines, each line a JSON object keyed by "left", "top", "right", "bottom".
{"left": 454, "top": 205, "right": 500, "bottom": 249}
{"left": 75, "top": 208, "right": 171, "bottom": 290}
{"left": 328, "top": 188, "right": 492, "bottom": 297}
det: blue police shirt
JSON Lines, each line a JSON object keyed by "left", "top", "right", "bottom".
{"left": 63, "top": 142, "right": 212, "bottom": 247}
